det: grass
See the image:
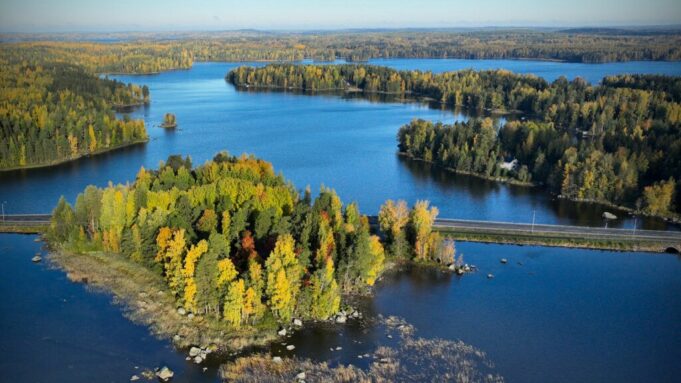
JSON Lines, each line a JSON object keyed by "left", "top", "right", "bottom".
{"left": 49, "top": 248, "right": 278, "bottom": 352}
{"left": 0, "top": 224, "right": 47, "bottom": 234}
{"left": 220, "top": 315, "right": 504, "bottom": 383}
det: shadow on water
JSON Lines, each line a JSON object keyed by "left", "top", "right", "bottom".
{"left": 397, "top": 155, "right": 678, "bottom": 231}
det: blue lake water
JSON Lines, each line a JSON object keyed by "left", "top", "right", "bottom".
{"left": 1, "top": 58, "right": 681, "bottom": 382}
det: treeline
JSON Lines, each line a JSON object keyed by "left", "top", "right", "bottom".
{"left": 47, "top": 152, "right": 455, "bottom": 328}
{"left": 399, "top": 119, "right": 679, "bottom": 217}
{"left": 231, "top": 63, "right": 681, "bottom": 217}
{"left": 1, "top": 42, "right": 193, "bottom": 74}
{"left": 0, "top": 61, "right": 148, "bottom": 169}
{"left": 3, "top": 30, "right": 681, "bottom": 72}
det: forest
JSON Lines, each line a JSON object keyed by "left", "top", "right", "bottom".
{"left": 48, "top": 152, "right": 453, "bottom": 328}
{"left": 0, "top": 61, "right": 149, "bottom": 170}
{"left": 231, "top": 64, "right": 681, "bottom": 217}
{"left": 5, "top": 29, "right": 681, "bottom": 65}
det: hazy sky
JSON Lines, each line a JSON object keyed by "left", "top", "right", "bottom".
{"left": 1, "top": 0, "right": 680, "bottom": 33}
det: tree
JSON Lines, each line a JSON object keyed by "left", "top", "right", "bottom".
{"left": 265, "top": 234, "right": 302, "bottom": 322}
{"left": 409, "top": 200, "right": 439, "bottom": 261}
{"left": 642, "top": 178, "right": 676, "bottom": 216}
{"left": 378, "top": 199, "right": 410, "bottom": 258}
{"left": 223, "top": 279, "right": 245, "bottom": 328}
{"left": 156, "top": 227, "right": 187, "bottom": 297}
{"left": 182, "top": 240, "right": 208, "bottom": 311}
{"left": 308, "top": 258, "right": 341, "bottom": 320}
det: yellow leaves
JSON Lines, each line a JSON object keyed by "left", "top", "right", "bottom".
{"left": 184, "top": 240, "right": 208, "bottom": 278}
{"left": 378, "top": 199, "right": 409, "bottom": 239}
{"left": 217, "top": 258, "right": 238, "bottom": 288}
{"left": 410, "top": 200, "right": 439, "bottom": 261}
{"left": 156, "top": 227, "right": 187, "bottom": 296}
{"left": 87, "top": 124, "right": 97, "bottom": 152}
{"left": 223, "top": 279, "right": 245, "bottom": 328}
{"left": 67, "top": 134, "right": 79, "bottom": 157}
{"left": 366, "top": 235, "right": 385, "bottom": 286}
{"left": 265, "top": 234, "right": 301, "bottom": 322}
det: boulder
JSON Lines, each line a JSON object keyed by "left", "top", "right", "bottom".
{"left": 130, "top": 375, "right": 139, "bottom": 381}
{"left": 278, "top": 328, "right": 287, "bottom": 336}
{"left": 173, "top": 335, "right": 181, "bottom": 342}
{"left": 456, "top": 268, "right": 464, "bottom": 275}
{"left": 448, "top": 263, "right": 456, "bottom": 271}
{"left": 31, "top": 255, "right": 42, "bottom": 263}
{"left": 335, "top": 315, "right": 347, "bottom": 324}
{"left": 293, "top": 318, "right": 303, "bottom": 327}
{"left": 487, "top": 273, "right": 494, "bottom": 279}
{"left": 155, "top": 366, "right": 174, "bottom": 382}
{"left": 189, "top": 346, "right": 201, "bottom": 357}
{"left": 500, "top": 258, "right": 508, "bottom": 264}
{"left": 187, "top": 313, "right": 195, "bottom": 319}
{"left": 602, "top": 211, "right": 617, "bottom": 220}
{"left": 286, "top": 344, "right": 295, "bottom": 350}
{"left": 272, "top": 356, "right": 282, "bottom": 363}
{"left": 193, "top": 356, "right": 203, "bottom": 364}
{"left": 176, "top": 308, "right": 186, "bottom": 316}
{"left": 296, "top": 372, "right": 307, "bottom": 380}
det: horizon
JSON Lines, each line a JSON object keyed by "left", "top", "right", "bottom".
{"left": 2, "top": 0, "right": 681, "bottom": 33}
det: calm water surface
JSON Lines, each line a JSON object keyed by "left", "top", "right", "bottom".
{"left": 2, "top": 59, "right": 681, "bottom": 382}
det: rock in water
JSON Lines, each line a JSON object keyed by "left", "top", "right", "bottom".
{"left": 500, "top": 258, "right": 508, "bottom": 264}
{"left": 293, "top": 318, "right": 303, "bottom": 327}
{"left": 335, "top": 315, "right": 347, "bottom": 324}
{"left": 32, "top": 255, "right": 42, "bottom": 263}
{"left": 286, "top": 344, "right": 295, "bottom": 350}
{"left": 487, "top": 273, "right": 494, "bottom": 279}
{"left": 130, "top": 375, "right": 139, "bottom": 381}
{"left": 278, "top": 328, "right": 287, "bottom": 336}
{"left": 602, "top": 211, "right": 617, "bottom": 220}
{"left": 189, "top": 346, "right": 201, "bottom": 357}
{"left": 156, "top": 366, "right": 174, "bottom": 382}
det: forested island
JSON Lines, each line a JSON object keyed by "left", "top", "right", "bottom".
{"left": 46, "top": 152, "right": 453, "bottom": 349}
{"left": 228, "top": 64, "right": 681, "bottom": 219}
{"left": 0, "top": 61, "right": 149, "bottom": 170}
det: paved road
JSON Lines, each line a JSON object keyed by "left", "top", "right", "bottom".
{"left": 0, "top": 214, "right": 52, "bottom": 224}
{"left": 3, "top": 214, "right": 681, "bottom": 245}
{"left": 433, "top": 218, "right": 681, "bottom": 242}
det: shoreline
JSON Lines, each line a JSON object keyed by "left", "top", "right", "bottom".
{"left": 0, "top": 139, "right": 148, "bottom": 173}
{"left": 48, "top": 248, "right": 279, "bottom": 354}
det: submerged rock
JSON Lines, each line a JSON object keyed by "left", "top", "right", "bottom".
{"left": 155, "top": 366, "right": 174, "bottom": 382}
{"left": 31, "top": 255, "right": 42, "bottom": 263}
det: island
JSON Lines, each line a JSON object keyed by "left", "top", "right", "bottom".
{"left": 161, "top": 113, "right": 178, "bottom": 128}
{"left": 46, "top": 151, "right": 457, "bottom": 352}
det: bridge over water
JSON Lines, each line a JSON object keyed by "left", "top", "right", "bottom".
{"left": 2, "top": 214, "right": 680, "bottom": 253}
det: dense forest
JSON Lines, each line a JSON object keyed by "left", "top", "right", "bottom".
{"left": 48, "top": 152, "right": 453, "bottom": 328}
{"left": 0, "top": 42, "right": 193, "bottom": 74}
{"left": 231, "top": 64, "right": 680, "bottom": 217}
{"left": 3, "top": 29, "right": 681, "bottom": 70}
{"left": 0, "top": 61, "right": 149, "bottom": 169}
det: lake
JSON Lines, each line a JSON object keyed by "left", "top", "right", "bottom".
{"left": 1, "top": 58, "right": 681, "bottom": 382}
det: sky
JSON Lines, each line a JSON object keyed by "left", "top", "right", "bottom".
{"left": 1, "top": 0, "right": 680, "bottom": 33}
